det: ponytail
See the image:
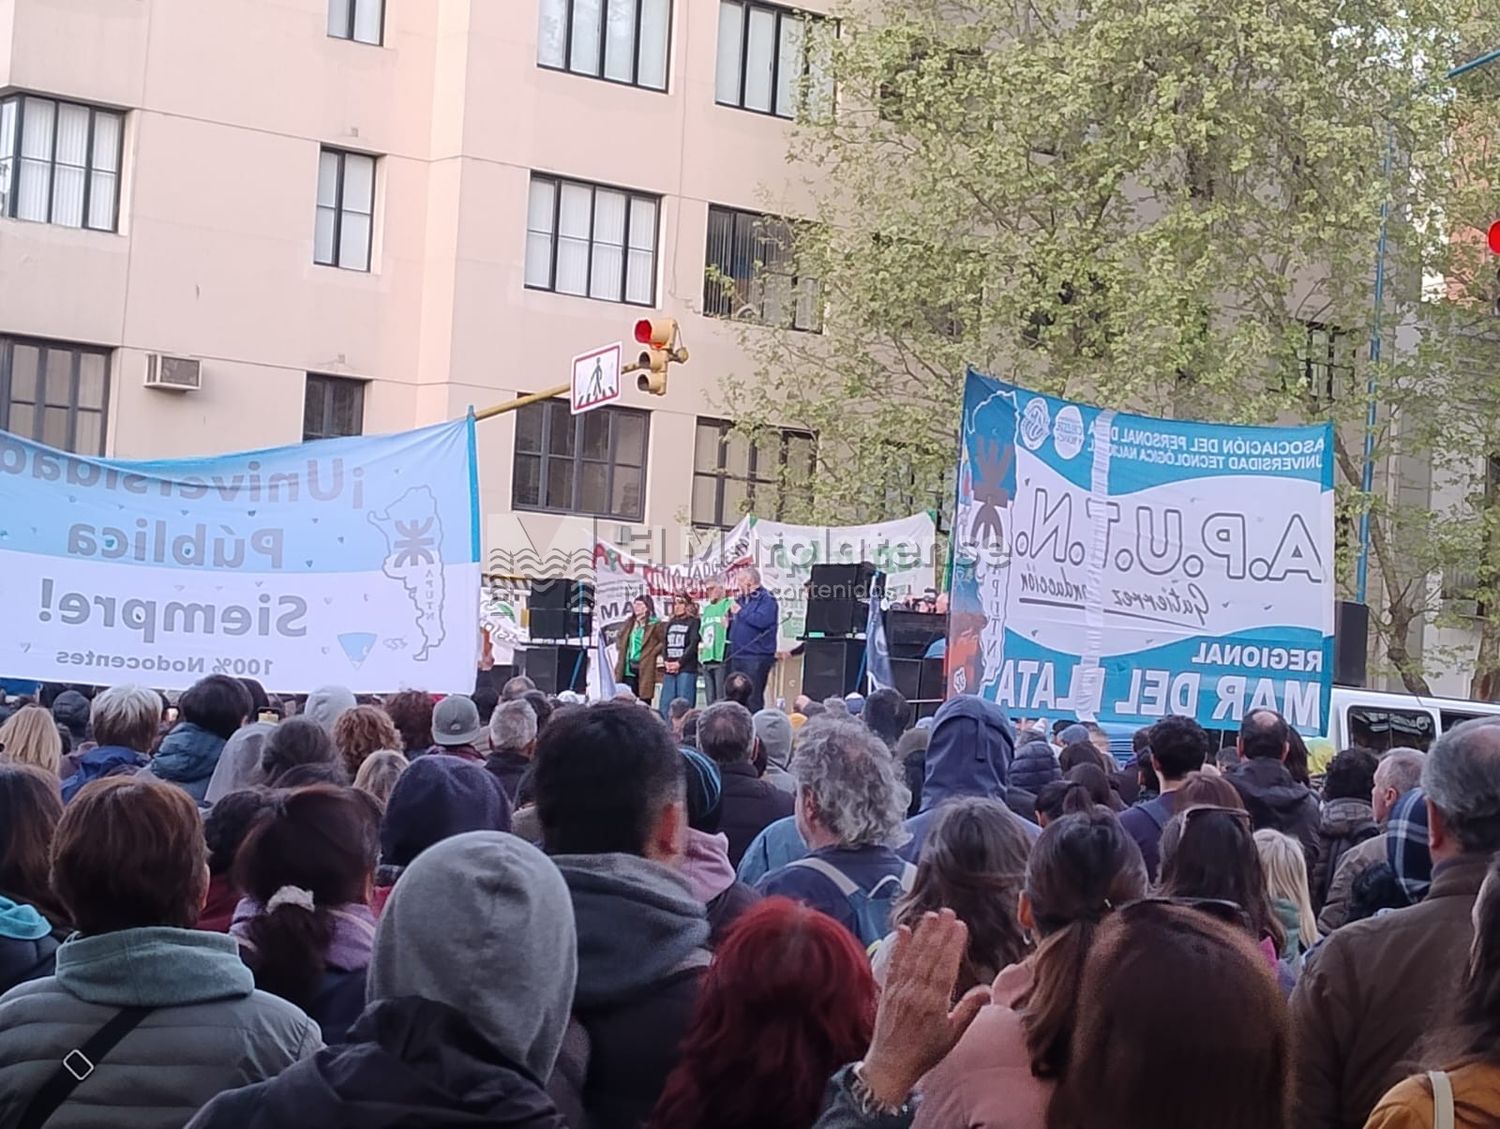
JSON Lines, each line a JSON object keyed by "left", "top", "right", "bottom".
{"left": 1019, "top": 917, "right": 1099, "bottom": 1078}
{"left": 241, "top": 891, "right": 335, "bottom": 1008}
{"left": 232, "top": 785, "right": 376, "bottom": 1010}
{"left": 1014, "top": 805, "right": 1148, "bottom": 1081}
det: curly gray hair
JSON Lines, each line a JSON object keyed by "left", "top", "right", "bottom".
{"left": 792, "top": 718, "right": 910, "bottom": 848}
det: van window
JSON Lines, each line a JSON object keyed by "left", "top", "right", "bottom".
{"left": 1442, "top": 710, "right": 1489, "bottom": 731}
{"left": 1347, "top": 707, "right": 1435, "bottom": 752}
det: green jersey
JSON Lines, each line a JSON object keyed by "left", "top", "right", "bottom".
{"left": 699, "top": 598, "right": 732, "bottom": 663}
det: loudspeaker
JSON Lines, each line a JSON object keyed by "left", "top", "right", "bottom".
{"left": 918, "top": 656, "right": 947, "bottom": 702}
{"left": 529, "top": 579, "right": 595, "bottom": 640}
{"left": 802, "top": 638, "right": 865, "bottom": 701}
{"left": 889, "top": 657, "right": 923, "bottom": 701}
{"left": 805, "top": 563, "right": 877, "bottom": 637}
{"left": 522, "top": 645, "right": 589, "bottom": 694}
{"left": 1334, "top": 600, "right": 1369, "bottom": 688}
{"left": 885, "top": 610, "right": 946, "bottom": 658}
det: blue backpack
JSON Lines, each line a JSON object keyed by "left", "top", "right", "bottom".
{"left": 787, "top": 856, "right": 916, "bottom": 949}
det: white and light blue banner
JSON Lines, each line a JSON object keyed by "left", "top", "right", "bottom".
{"left": 0, "top": 421, "right": 481, "bottom": 692}
{"left": 949, "top": 371, "right": 1334, "bottom": 734}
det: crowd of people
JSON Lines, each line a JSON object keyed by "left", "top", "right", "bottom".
{"left": 0, "top": 645, "right": 1498, "bottom": 1128}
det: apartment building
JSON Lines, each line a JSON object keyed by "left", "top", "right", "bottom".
{"left": 0, "top": 0, "right": 834, "bottom": 570}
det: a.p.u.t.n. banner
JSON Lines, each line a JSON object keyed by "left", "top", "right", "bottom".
{"left": 949, "top": 370, "right": 1334, "bottom": 735}
{"left": 0, "top": 421, "right": 481, "bottom": 692}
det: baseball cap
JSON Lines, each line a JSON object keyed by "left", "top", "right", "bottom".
{"left": 432, "top": 695, "right": 483, "bottom": 747}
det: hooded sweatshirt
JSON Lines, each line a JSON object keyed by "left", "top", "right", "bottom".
{"left": 186, "top": 833, "right": 575, "bottom": 1129}
{"left": 145, "top": 722, "right": 228, "bottom": 802}
{"left": 899, "top": 696, "right": 1019, "bottom": 862}
{"left": 551, "top": 853, "right": 710, "bottom": 1129}
{"left": 1226, "top": 756, "right": 1322, "bottom": 865}
{"left": 304, "top": 686, "right": 357, "bottom": 736}
{"left": 204, "top": 722, "right": 274, "bottom": 805}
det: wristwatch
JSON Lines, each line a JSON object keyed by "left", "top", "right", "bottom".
{"left": 848, "top": 1061, "right": 913, "bottom": 1119}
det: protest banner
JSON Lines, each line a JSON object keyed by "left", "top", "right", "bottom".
{"left": 591, "top": 513, "right": 937, "bottom": 648}
{"left": 0, "top": 421, "right": 481, "bottom": 692}
{"left": 949, "top": 370, "right": 1334, "bottom": 734}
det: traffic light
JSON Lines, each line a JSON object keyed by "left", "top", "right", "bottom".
{"left": 626, "top": 317, "right": 689, "bottom": 396}
{"left": 1489, "top": 222, "right": 1500, "bottom": 316}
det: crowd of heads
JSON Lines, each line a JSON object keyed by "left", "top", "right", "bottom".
{"left": 7, "top": 665, "right": 1500, "bottom": 1129}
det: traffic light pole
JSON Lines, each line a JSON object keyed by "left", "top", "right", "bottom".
{"left": 472, "top": 384, "right": 572, "bottom": 422}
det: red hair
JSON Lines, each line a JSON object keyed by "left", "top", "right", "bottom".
{"left": 649, "top": 897, "right": 875, "bottom": 1129}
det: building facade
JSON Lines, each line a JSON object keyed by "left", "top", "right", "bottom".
{"left": 0, "top": 0, "right": 833, "bottom": 575}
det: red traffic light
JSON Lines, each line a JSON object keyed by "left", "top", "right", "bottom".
{"left": 1488, "top": 220, "right": 1500, "bottom": 255}
{"left": 635, "top": 319, "right": 654, "bottom": 344}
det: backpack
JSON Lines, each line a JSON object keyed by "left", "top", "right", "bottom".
{"left": 787, "top": 856, "right": 917, "bottom": 948}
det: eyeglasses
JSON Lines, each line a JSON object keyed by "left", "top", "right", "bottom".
{"left": 1122, "top": 895, "right": 1253, "bottom": 932}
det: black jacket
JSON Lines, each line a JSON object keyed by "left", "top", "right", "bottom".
{"left": 485, "top": 751, "right": 532, "bottom": 806}
{"left": 1227, "top": 756, "right": 1323, "bottom": 867}
{"left": 0, "top": 933, "right": 57, "bottom": 997}
{"left": 1310, "top": 797, "right": 1380, "bottom": 914}
{"left": 706, "top": 881, "right": 761, "bottom": 946}
{"left": 187, "top": 996, "right": 566, "bottom": 1129}
{"left": 1009, "top": 740, "right": 1061, "bottom": 794}
{"left": 573, "top": 965, "right": 703, "bottom": 1129}
{"left": 718, "top": 761, "right": 795, "bottom": 868}
{"left": 662, "top": 616, "right": 702, "bottom": 674}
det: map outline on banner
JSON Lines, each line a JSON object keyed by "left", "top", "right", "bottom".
{"left": 948, "top": 369, "right": 1335, "bottom": 735}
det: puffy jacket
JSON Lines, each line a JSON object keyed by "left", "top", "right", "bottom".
{"left": 718, "top": 761, "right": 795, "bottom": 867}
{"left": 0, "top": 927, "right": 321, "bottom": 1129}
{"left": 60, "top": 744, "right": 147, "bottom": 803}
{"left": 144, "top": 723, "right": 228, "bottom": 803}
{"left": 1226, "top": 756, "right": 1322, "bottom": 866}
{"left": 186, "top": 996, "right": 566, "bottom": 1129}
{"left": 1290, "top": 852, "right": 1490, "bottom": 1129}
{"left": 1008, "top": 739, "right": 1060, "bottom": 794}
{"left": 0, "top": 897, "right": 57, "bottom": 996}
{"left": 1310, "top": 797, "right": 1379, "bottom": 913}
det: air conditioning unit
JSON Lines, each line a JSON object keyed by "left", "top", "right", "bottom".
{"left": 144, "top": 354, "right": 202, "bottom": 391}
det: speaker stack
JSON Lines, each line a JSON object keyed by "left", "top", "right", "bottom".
{"left": 522, "top": 579, "right": 595, "bottom": 695}
{"left": 800, "top": 563, "right": 877, "bottom": 700}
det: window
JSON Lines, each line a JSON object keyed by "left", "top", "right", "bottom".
{"left": 513, "top": 398, "right": 649, "bottom": 519}
{"left": 0, "top": 95, "right": 124, "bottom": 232}
{"left": 1345, "top": 705, "right": 1435, "bottom": 753}
{"left": 525, "top": 175, "right": 659, "bottom": 305}
{"left": 715, "top": 1, "right": 833, "bottom": 119}
{"left": 303, "top": 374, "right": 366, "bottom": 441}
{"left": 0, "top": 335, "right": 110, "bottom": 455}
{"left": 704, "top": 205, "right": 821, "bottom": 331}
{"left": 1294, "top": 322, "right": 1352, "bottom": 401}
{"left": 328, "top": 0, "right": 384, "bottom": 44}
{"left": 315, "top": 148, "right": 376, "bottom": 271}
{"left": 692, "top": 418, "right": 815, "bottom": 527}
{"left": 538, "top": 0, "right": 671, "bottom": 91}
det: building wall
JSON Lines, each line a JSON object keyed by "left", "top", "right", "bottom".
{"left": 0, "top": 0, "right": 829, "bottom": 568}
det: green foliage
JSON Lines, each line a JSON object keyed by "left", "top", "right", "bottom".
{"left": 720, "top": 0, "right": 1500, "bottom": 692}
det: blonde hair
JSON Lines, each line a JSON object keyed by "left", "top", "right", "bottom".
{"left": 352, "top": 749, "right": 409, "bottom": 809}
{"left": 1253, "top": 829, "right": 1318, "bottom": 951}
{"left": 0, "top": 706, "right": 63, "bottom": 776}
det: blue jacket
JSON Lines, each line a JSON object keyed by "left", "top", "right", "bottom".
{"left": 61, "top": 745, "right": 148, "bottom": 803}
{"left": 736, "top": 816, "right": 809, "bottom": 886}
{"left": 757, "top": 845, "right": 908, "bottom": 941}
{"left": 728, "top": 587, "right": 780, "bottom": 658}
{"left": 899, "top": 696, "right": 1016, "bottom": 863}
{"left": 143, "top": 722, "right": 228, "bottom": 803}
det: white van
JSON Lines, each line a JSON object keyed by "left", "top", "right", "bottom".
{"left": 1325, "top": 686, "right": 1500, "bottom": 754}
